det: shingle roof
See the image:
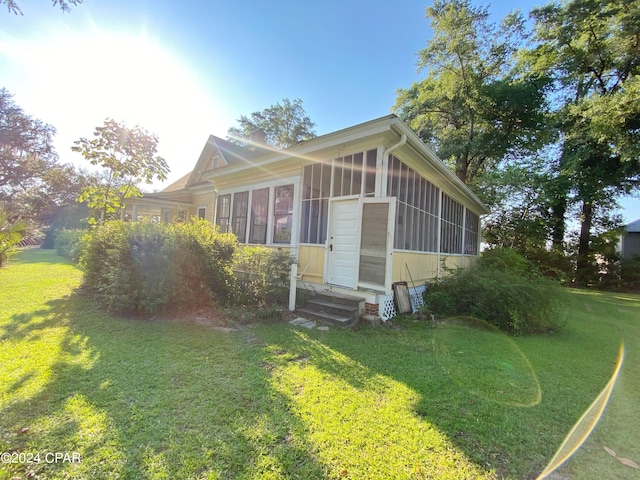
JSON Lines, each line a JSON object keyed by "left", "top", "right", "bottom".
{"left": 211, "top": 135, "right": 272, "bottom": 166}
{"left": 626, "top": 218, "right": 640, "bottom": 233}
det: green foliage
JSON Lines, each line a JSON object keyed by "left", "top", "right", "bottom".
{"left": 227, "top": 98, "right": 316, "bottom": 148}
{"left": 53, "top": 228, "right": 86, "bottom": 261}
{"left": 621, "top": 255, "right": 640, "bottom": 291}
{"left": 424, "top": 249, "right": 568, "bottom": 334}
{"left": 393, "top": 0, "right": 552, "bottom": 184}
{"left": 72, "top": 119, "right": 169, "bottom": 223}
{"left": 79, "top": 220, "right": 236, "bottom": 315}
{"left": 0, "top": 208, "right": 25, "bottom": 267}
{"left": 232, "top": 245, "right": 294, "bottom": 307}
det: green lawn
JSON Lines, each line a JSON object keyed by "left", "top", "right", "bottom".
{"left": 1, "top": 249, "right": 638, "bottom": 479}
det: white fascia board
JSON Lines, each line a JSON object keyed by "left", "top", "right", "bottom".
{"left": 205, "top": 116, "right": 396, "bottom": 179}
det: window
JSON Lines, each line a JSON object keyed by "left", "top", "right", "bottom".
{"left": 273, "top": 185, "right": 294, "bottom": 243}
{"left": 388, "top": 155, "right": 439, "bottom": 252}
{"left": 232, "top": 191, "right": 249, "bottom": 242}
{"left": 197, "top": 207, "right": 206, "bottom": 220}
{"left": 216, "top": 194, "right": 231, "bottom": 232}
{"left": 249, "top": 188, "right": 269, "bottom": 244}
{"left": 464, "top": 210, "right": 479, "bottom": 255}
{"left": 441, "top": 194, "right": 464, "bottom": 254}
{"left": 163, "top": 210, "right": 170, "bottom": 223}
{"left": 301, "top": 163, "right": 330, "bottom": 244}
{"left": 300, "top": 149, "right": 377, "bottom": 244}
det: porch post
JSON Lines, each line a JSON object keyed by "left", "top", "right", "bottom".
{"left": 288, "top": 260, "right": 298, "bottom": 312}
{"left": 132, "top": 204, "right": 138, "bottom": 222}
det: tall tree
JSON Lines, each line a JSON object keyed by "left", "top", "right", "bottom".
{"left": 72, "top": 119, "right": 169, "bottom": 223}
{"left": 227, "top": 98, "right": 316, "bottom": 149}
{"left": 394, "top": 0, "right": 552, "bottom": 185}
{"left": 529, "top": 0, "right": 640, "bottom": 281}
{"left": 0, "top": 88, "right": 58, "bottom": 207}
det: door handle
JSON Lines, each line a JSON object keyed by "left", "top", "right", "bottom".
{"left": 329, "top": 244, "right": 333, "bottom": 252}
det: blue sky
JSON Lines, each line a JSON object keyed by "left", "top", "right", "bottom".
{"left": 1, "top": 0, "right": 638, "bottom": 222}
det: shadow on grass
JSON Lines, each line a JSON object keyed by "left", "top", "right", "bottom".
{"left": 1, "top": 292, "right": 326, "bottom": 479}
{"left": 257, "top": 317, "right": 622, "bottom": 480}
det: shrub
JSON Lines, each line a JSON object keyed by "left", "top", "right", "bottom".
{"left": 79, "top": 219, "right": 236, "bottom": 315}
{"left": 424, "top": 250, "right": 567, "bottom": 334}
{"left": 232, "top": 245, "right": 294, "bottom": 306}
{"left": 620, "top": 255, "right": 640, "bottom": 291}
{"left": 0, "top": 209, "right": 26, "bottom": 267}
{"left": 54, "top": 229, "right": 87, "bottom": 261}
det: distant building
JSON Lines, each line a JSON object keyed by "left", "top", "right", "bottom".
{"left": 620, "top": 219, "right": 640, "bottom": 259}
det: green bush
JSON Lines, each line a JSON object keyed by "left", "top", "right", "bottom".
{"left": 79, "top": 220, "right": 236, "bottom": 315}
{"left": 232, "top": 245, "right": 294, "bottom": 306}
{"left": 424, "top": 250, "right": 567, "bottom": 334}
{"left": 620, "top": 255, "right": 640, "bottom": 291}
{"left": 54, "top": 229, "right": 87, "bottom": 261}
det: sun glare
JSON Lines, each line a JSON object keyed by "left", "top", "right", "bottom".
{"left": 0, "top": 22, "right": 228, "bottom": 184}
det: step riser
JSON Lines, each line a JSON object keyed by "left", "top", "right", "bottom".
{"left": 314, "top": 292, "right": 365, "bottom": 310}
{"left": 305, "top": 301, "right": 358, "bottom": 318}
{"left": 297, "top": 309, "right": 356, "bottom": 327}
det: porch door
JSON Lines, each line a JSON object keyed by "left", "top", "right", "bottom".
{"left": 327, "top": 199, "right": 359, "bottom": 288}
{"left": 358, "top": 198, "right": 395, "bottom": 289}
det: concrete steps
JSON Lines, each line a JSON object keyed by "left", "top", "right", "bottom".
{"left": 297, "top": 291, "right": 365, "bottom": 327}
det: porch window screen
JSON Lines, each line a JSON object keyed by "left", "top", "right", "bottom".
{"left": 273, "top": 185, "right": 294, "bottom": 244}
{"left": 300, "top": 149, "right": 377, "bottom": 244}
{"left": 216, "top": 194, "right": 231, "bottom": 232}
{"left": 441, "top": 193, "right": 464, "bottom": 254}
{"left": 388, "top": 155, "right": 439, "bottom": 252}
{"left": 232, "top": 191, "right": 249, "bottom": 242}
{"left": 464, "top": 210, "right": 480, "bottom": 255}
{"left": 300, "top": 163, "right": 330, "bottom": 244}
{"left": 249, "top": 188, "right": 269, "bottom": 244}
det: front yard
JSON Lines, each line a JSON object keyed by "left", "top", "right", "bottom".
{"left": 1, "top": 249, "right": 638, "bottom": 479}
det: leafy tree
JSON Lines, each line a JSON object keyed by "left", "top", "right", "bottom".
{"left": 1, "top": 88, "right": 58, "bottom": 206}
{"left": 528, "top": 0, "right": 640, "bottom": 282}
{"left": 2, "top": 0, "right": 82, "bottom": 15}
{"left": 72, "top": 119, "right": 169, "bottom": 223}
{"left": 394, "top": 0, "right": 552, "bottom": 185}
{"left": 0, "top": 208, "right": 25, "bottom": 266}
{"left": 227, "top": 98, "right": 316, "bottom": 149}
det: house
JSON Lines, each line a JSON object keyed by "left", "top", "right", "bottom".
{"left": 619, "top": 219, "right": 640, "bottom": 259}
{"left": 126, "top": 115, "right": 489, "bottom": 318}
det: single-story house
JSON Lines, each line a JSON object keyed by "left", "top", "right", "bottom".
{"left": 125, "top": 114, "right": 489, "bottom": 317}
{"left": 619, "top": 219, "right": 640, "bottom": 259}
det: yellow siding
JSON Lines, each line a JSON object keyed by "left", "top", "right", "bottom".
{"left": 391, "top": 252, "right": 439, "bottom": 284}
{"left": 391, "top": 252, "right": 478, "bottom": 283}
{"left": 190, "top": 192, "right": 215, "bottom": 222}
{"left": 297, "top": 245, "right": 325, "bottom": 284}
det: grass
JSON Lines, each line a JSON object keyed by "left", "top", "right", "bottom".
{"left": 1, "top": 249, "right": 639, "bottom": 479}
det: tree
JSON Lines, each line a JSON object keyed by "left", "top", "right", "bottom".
{"left": 72, "top": 119, "right": 169, "bottom": 223}
{"left": 528, "top": 0, "right": 640, "bottom": 282}
{"left": 2, "top": 0, "right": 82, "bottom": 15}
{"left": 227, "top": 98, "right": 316, "bottom": 149}
{"left": 393, "top": 0, "right": 552, "bottom": 185}
{"left": 1, "top": 88, "right": 58, "bottom": 206}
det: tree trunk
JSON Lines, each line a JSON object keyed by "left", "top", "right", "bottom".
{"left": 576, "top": 200, "right": 593, "bottom": 284}
{"left": 550, "top": 198, "right": 566, "bottom": 250}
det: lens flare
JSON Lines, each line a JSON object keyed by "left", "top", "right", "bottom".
{"left": 535, "top": 342, "right": 625, "bottom": 480}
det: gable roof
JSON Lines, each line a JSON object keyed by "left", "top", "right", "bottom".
{"left": 626, "top": 218, "right": 640, "bottom": 233}
{"left": 185, "top": 114, "right": 490, "bottom": 215}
